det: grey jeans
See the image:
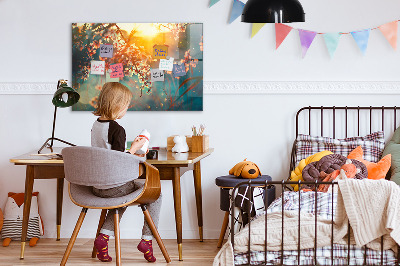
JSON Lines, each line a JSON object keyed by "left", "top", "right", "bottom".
{"left": 92, "top": 180, "right": 162, "bottom": 240}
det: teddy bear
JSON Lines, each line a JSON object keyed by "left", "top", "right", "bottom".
{"left": 1, "top": 192, "right": 44, "bottom": 247}
{"left": 229, "top": 159, "right": 261, "bottom": 179}
{"left": 172, "top": 135, "right": 189, "bottom": 153}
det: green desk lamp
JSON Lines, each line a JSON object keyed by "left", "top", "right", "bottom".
{"left": 38, "top": 79, "right": 80, "bottom": 154}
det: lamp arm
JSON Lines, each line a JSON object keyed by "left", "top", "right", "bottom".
{"left": 50, "top": 105, "right": 57, "bottom": 148}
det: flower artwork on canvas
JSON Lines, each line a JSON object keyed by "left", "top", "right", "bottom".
{"left": 72, "top": 23, "right": 203, "bottom": 111}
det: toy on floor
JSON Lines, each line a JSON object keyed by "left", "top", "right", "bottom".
{"left": 229, "top": 159, "right": 261, "bottom": 179}
{"left": 1, "top": 192, "right": 44, "bottom": 247}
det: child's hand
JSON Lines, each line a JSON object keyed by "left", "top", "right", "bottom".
{"left": 129, "top": 137, "right": 147, "bottom": 155}
{"left": 134, "top": 148, "right": 149, "bottom": 157}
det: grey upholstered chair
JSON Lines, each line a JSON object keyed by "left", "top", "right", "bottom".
{"left": 60, "top": 146, "right": 171, "bottom": 265}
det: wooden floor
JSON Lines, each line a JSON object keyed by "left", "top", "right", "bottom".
{"left": 0, "top": 239, "right": 221, "bottom": 265}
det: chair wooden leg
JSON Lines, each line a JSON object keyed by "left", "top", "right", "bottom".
{"left": 141, "top": 205, "right": 171, "bottom": 263}
{"left": 91, "top": 209, "right": 108, "bottom": 258}
{"left": 114, "top": 210, "right": 121, "bottom": 266}
{"left": 217, "top": 211, "right": 230, "bottom": 248}
{"left": 60, "top": 208, "right": 88, "bottom": 266}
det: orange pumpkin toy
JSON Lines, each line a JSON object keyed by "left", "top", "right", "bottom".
{"left": 229, "top": 159, "right": 261, "bottom": 179}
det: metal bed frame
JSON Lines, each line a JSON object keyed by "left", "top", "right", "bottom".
{"left": 230, "top": 106, "right": 400, "bottom": 266}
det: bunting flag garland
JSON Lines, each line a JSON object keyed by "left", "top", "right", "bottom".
{"left": 229, "top": 0, "right": 245, "bottom": 24}
{"left": 207, "top": 3, "right": 400, "bottom": 57}
{"left": 351, "top": 29, "right": 370, "bottom": 55}
{"left": 275, "top": 23, "right": 293, "bottom": 49}
{"left": 323, "top": 33, "right": 341, "bottom": 58}
{"left": 298, "top": 29, "right": 317, "bottom": 58}
{"left": 251, "top": 23, "right": 266, "bottom": 38}
{"left": 378, "top": 21, "right": 398, "bottom": 50}
{"left": 209, "top": 0, "right": 220, "bottom": 7}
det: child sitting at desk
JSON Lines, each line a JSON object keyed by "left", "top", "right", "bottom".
{"left": 91, "top": 82, "right": 162, "bottom": 263}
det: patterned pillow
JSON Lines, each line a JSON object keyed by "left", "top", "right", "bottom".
{"left": 294, "top": 131, "right": 385, "bottom": 166}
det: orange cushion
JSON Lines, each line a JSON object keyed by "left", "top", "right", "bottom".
{"left": 347, "top": 146, "right": 391, "bottom": 180}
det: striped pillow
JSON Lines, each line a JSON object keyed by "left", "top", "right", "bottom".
{"left": 294, "top": 131, "right": 385, "bottom": 166}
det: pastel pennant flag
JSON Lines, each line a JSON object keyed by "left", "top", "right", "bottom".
{"left": 229, "top": 0, "right": 245, "bottom": 24}
{"left": 298, "top": 29, "right": 317, "bottom": 58}
{"left": 251, "top": 23, "right": 266, "bottom": 38}
{"left": 378, "top": 21, "right": 398, "bottom": 50}
{"left": 323, "top": 33, "right": 341, "bottom": 58}
{"left": 351, "top": 29, "right": 370, "bottom": 55}
{"left": 275, "top": 23, "right": 293, "bottom": 49}
{"left": 209, "top": 0, "right": 220, "bottom": 7}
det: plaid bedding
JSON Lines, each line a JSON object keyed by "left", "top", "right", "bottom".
{"left": 234, "top": 191, "right": 397, "bottom": 265}
{"left": 294, "top": 131, "right": 385, "bottom": 166}
{"left": 234, "top": 244, "right": 397, "bottom": 265}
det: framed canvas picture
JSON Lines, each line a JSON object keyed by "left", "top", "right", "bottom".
{"left": 72, "top": 23, "right": 203, "bottom": 111}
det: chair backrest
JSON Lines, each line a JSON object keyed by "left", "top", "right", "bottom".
{"left": 62, "top": 146, "right": 145, "bottom": 187}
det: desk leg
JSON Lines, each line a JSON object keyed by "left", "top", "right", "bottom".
{"left": 193, "top": 161, "right": 203, "bottom": 242}
{"left": 172, "top": 167, "right": 183, "bottom": 261}
{"left": 56, "top": 178, "right": 64, "bottom": 241}
{"left": 20, "top": 165, "right": 34, "bottom": 259}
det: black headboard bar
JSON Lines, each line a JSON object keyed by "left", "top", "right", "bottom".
{"left": 308, "top": 106, "right": 311, "bottom": 135}
{"left": 296, "top": 106, "right": 400, "bottom": 137}
{"left": 345, "top": 106, "right": 348, "bottom": 138}
{"left": 357, "top": 107, "right": 360, "bottom": 136}
{"left": 320, "top": 106, "right": 324, "bottom": 137}
{"left": 333, "top": 106, "right": 336, "bottom": 139}
{"left": 370, "top": 107, "right": 373, "bottom": 134}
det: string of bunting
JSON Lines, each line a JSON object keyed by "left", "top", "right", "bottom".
{"left": 209, "top": 0, "right": 398, "bottom": 58}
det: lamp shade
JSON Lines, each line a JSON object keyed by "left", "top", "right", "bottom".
{"left": 52, "top": 84, "right": 80, "bottom": 108}
{"left": 241, "top": 0, "right": 305, "bottom": 23}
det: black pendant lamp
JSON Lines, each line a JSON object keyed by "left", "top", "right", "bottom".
{"left": 242, "top": 0, "right": 305, "bottom": 23}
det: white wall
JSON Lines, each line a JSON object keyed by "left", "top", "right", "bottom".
{"left": 1, "top": 0, "right": 400, "bottom": 239}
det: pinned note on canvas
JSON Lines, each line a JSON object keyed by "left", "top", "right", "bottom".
{"left": 91, "top": 61, "right": 105, "bottom": 75}
{"left": 100, "top": 44, "right": 113, "bottom": 58}
{"left": 151, "top": 69, "right": 165, "bottom": 82}
{"left": 106, "top": 71, "right": 119, "bottom": 82}
{"left": 109, "top": 63, "right": 124, "bottom": 78}
{"left": 153, "top": 44, "right": 169, "bottom": 59}
{"left": 159, "top": 57, "right": 174, "bottom": 71}
{"left": 172, "top": 64, "right": 186, "bottom": 77}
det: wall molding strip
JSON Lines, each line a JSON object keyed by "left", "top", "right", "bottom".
{"left": 0, "top": 81, "right": 399, "bottom": 95}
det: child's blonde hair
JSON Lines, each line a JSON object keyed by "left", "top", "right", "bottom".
{"left": 93, "top": 82, "right": 133, "bottom": 120}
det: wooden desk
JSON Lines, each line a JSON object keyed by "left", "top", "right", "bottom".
{"left": 10, "top": 147, "right": 213, "bottom": 261}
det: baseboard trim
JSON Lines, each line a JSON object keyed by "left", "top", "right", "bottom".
{"left": 1, "top": 81, "right": 399, "bottom": 95}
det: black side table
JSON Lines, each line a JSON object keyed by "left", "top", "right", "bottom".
{"left": 215, "top": 175, "right": 275, "bottom": 248}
